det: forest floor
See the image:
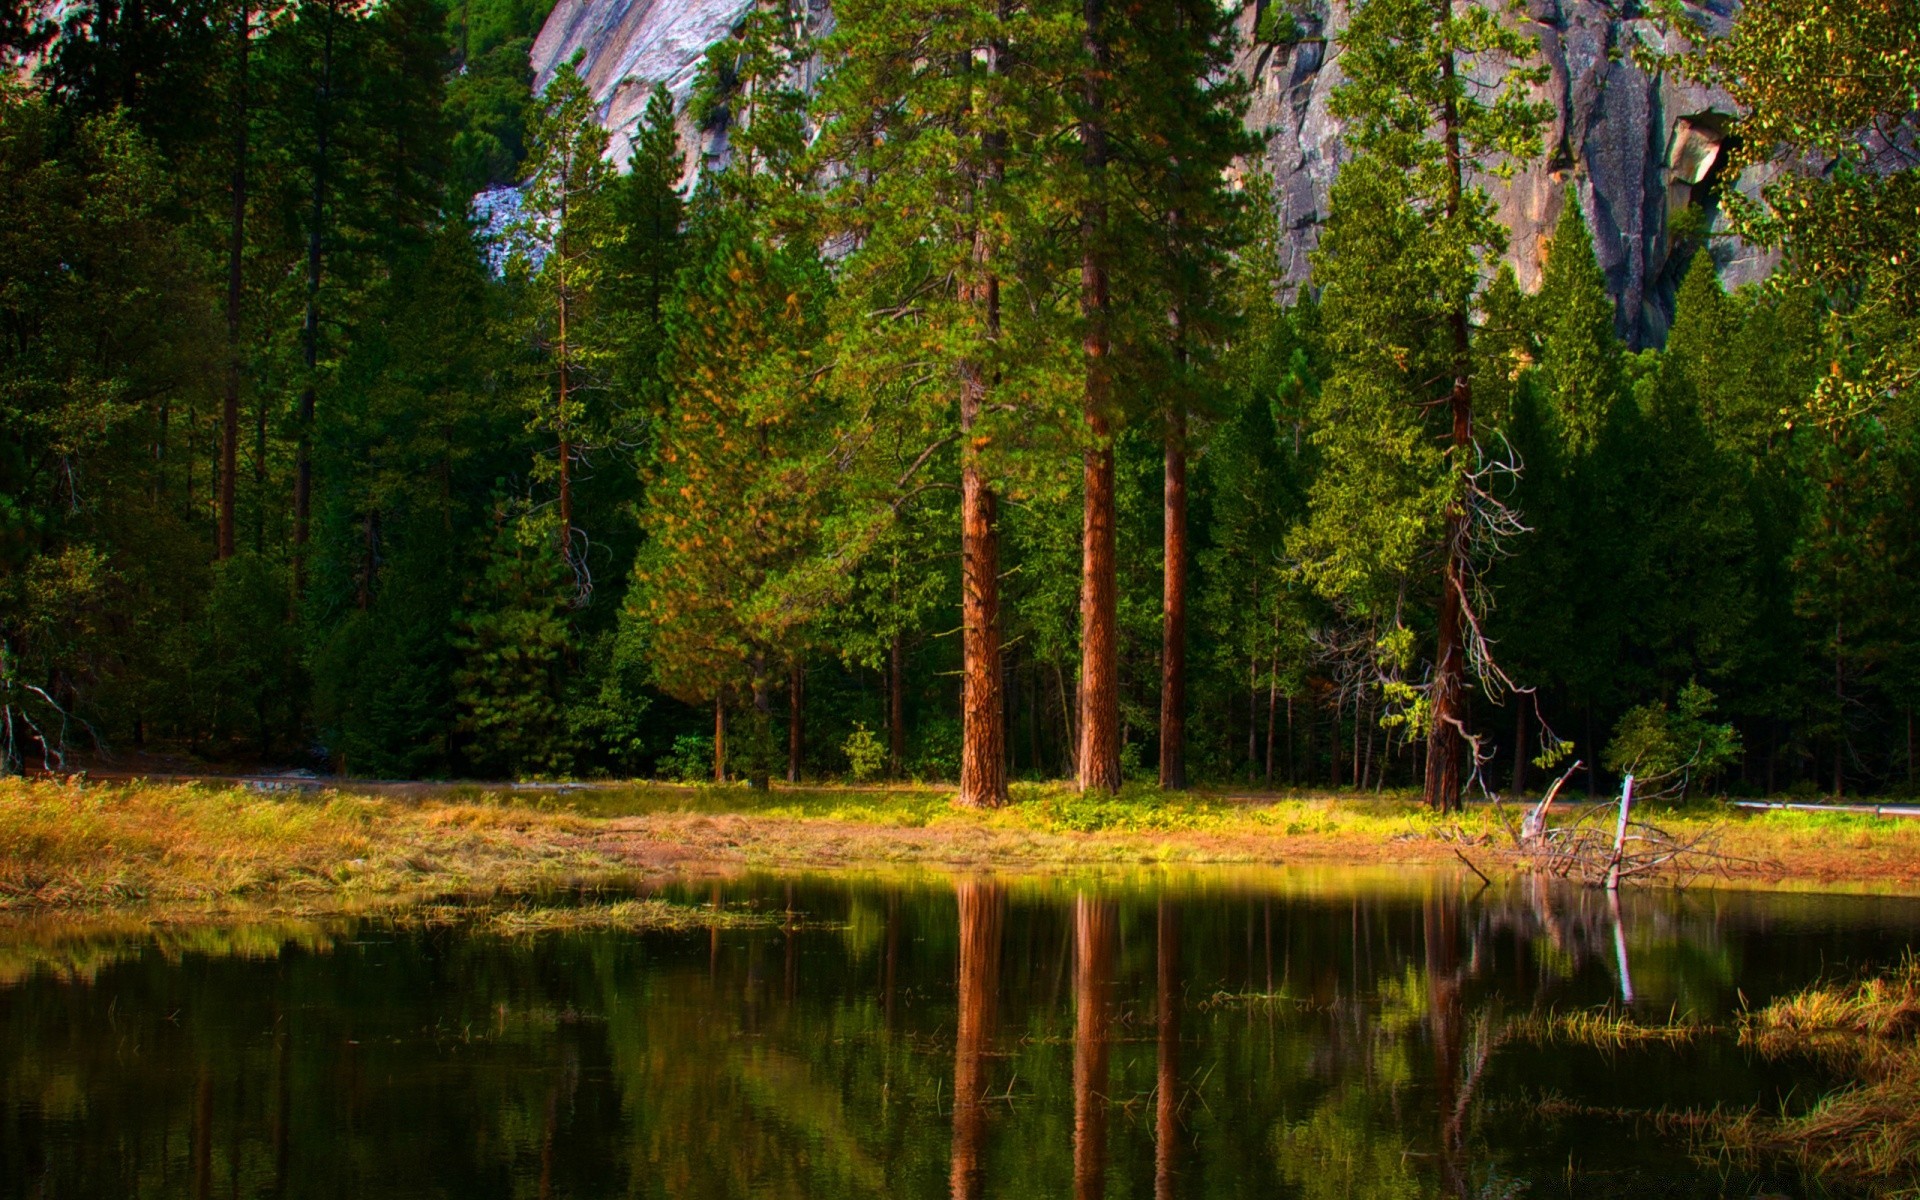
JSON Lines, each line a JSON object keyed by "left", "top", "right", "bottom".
{"left": 4, "top": 775, "right": 1920, "bottom": 917}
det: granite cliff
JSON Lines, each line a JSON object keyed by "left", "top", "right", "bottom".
{"left": 531, "top": 0, "right": 1769, "bottom": 346}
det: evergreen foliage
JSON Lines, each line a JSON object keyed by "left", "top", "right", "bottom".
{"left": 0, "top": 0, "right": 1914, "bottom": 800}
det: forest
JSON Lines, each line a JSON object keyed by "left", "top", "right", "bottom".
{"left": 1, "top": 0, "right": 1915, "bottom": 810}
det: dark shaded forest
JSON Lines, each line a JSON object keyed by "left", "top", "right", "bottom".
{"left": 1, "top": 0, "right": 1914, "bottom": 805}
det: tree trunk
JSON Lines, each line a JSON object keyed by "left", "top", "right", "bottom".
{"left": 1424, "top": 40, "right": 1472, "bottom": 815}
{"left": 293, "top": 0, "right": 335, "bottom": 588}
{"left": 1073, "top": 894, "right": 1116, "bottom": 1200}
{"left": 1329, "top": 694, "right": 1343, "bottom": 791}
{"left": 1076, "top": 0, "right": 1119, "bottom": 794}
{"left": 959, "top": 385, "right": 1005, "bottom": 807}
{"left": 1264, "top": 653, "right": 1279, "bottom": 788}
{"left": 889, "top": 630, "right": 906, "bottom": 779}
{"left": 1160, "top": 406, "right": 1188, "bottom": 789}
{"left": 218, "top": 0, "right": 251, "bottom": 563}
{"left": 555, "top": 248, "right": 573, "bottom": 562}
{"left": 787, "top": 661, "right": 803, "bottom": 784}
{"left": 1833, "top": 619, "right": 1845, "bottom": 800}
{"left": 713, "top": 696, "right": 726, "bottom": 785}
{"left": 750, "top": 654, "right": 771, "bottom": 791}
{"left": 957, "top": 10, "right": 1008, "bottom": 810}
{"left": 950, "top": 881, "right": 1003, "bottom": 1200}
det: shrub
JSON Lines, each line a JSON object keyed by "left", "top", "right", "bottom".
{"left": 842, "top": 724, "right": 886, "bottom": 783}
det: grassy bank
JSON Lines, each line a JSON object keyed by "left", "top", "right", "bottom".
{"left": 2, "top": 777, "right": 1919, "bottom": 914}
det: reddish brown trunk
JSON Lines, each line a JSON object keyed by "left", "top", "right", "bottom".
{"left": 960, "top": 436, "right": 1005, "bottom": 807}
{"left": 950, "top": 881, "right": 1003, "bottom": 1200}
{"left": 958, "top": 16, "right": 1008, "bottom": 810}
{"left": 1073, "top": 894, "right": 1116, "bottom": 1200}
{"left": 1425, "top": 40, "right": 1471, "bottom": 815}
{"left": 1154, "top": 900, "right": 1180, "bottom": 1200}
{"left": 1160, "top": 407, "right": 1188, "bottom": 789}
{"left": 1076, "top": 0, "right": 1120, "bottom": 794}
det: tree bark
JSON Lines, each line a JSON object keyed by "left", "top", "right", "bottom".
{"left": 293, "top": 0, "right": 335, "bottom": 588}
{"left": 889, "top": 630, "right": 906, "bottom": 779}
{"left": 713, "top": 696, "right": 726, "bottom": 785}
{"left": 1073, "top": 894, "right": 1116, "bottom": 1200}
{"left": 950, "top": 880, "right": 1003, "bottom": 1200}
{"left": 750, "top": 654, "right": 771, "bottom": 791}
{"left": 1160, "top": 406, "right": 1188, "bottom": 789}
{"left": 1424, "top": 40, "right": 1471, "bottom": 815}
{"left": 787, "top": 661, "right": 803, "bottom": 784}
{"left": 1076, "top": 0, "right": 1120, "bottom": 794}
{"left": 957, "top": 8, "right": 1009, "bottom": 810}
{"left": 218, "top": 0, "right": 251, "bottom": 563}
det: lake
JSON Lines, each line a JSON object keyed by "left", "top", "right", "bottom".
{"left": 2, "top": 870, "right": 1916, "bottom": 1198}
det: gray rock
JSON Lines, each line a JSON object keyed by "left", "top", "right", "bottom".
{"left": 537, "top": 0, "right": 1772, "bottom": 345}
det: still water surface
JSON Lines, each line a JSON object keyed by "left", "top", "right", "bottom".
{"left": 2, "top": 870, "right": 1916, "bottom": 1198}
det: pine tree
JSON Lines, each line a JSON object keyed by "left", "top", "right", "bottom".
{"left": 1294, "top": 0, "right": 1548, "bottom": 811}
{"left": 513, "top": 58, "right": 613, "bottom": 577}
{"left": 1534, "top": 190, "right": 1620, "bottom": 454}
{"left": 813, "top": 0, "right": 1072, "bottom": 807}
{"left": 630, "top": 215, "right": 835, "bottom": 790}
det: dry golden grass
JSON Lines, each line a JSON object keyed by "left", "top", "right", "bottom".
{"left": 3, "top": 776, "right": 1918, "bottom": 915}
{"left": 0, "top": 778, "right": 633, "bottom": 911}
{"left": 1714, "top": 956, "right": 1920, "bottom": 1193}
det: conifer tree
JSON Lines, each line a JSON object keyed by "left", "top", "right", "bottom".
{"left": 814, "top": 0, "right": 1069, "bottom": 807}
{"left": 604, "top": 85, "right": 686, "bottom": 422}
{"left": 514, "top": 58, "right": 612, "bottom": 578}
{"left": 631, "top": 217, "right": 834, "bottom": 790}
{"left": 1534, "top": 190, "right": 1620, "bottom": 453}
{"left": 1294, "top": 0, "right": 1547, "bottom": 811}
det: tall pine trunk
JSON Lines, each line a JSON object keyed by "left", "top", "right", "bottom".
{"left": 1076, "top": 0, "right": 1120, "bottom": 793}
{"left": 293, "top": 1, "right": 336, "bottom": 588}
{"left": 787, "top": 662, "right": 803, "bottom": 784}
{"left": 218, "top": 0, "right": 250, "bottom": 562}
{"left": 1160, "top": 402, "right": 1188, "bottom": 789}
{"left": 1424, "top": 38, "right": 1471, "bottom": 815}
{"left": 958, "top": 15, "right": 1009, "bottom": 810}
{"left": 888, "top": 630, "right": 906, "bottom": 778}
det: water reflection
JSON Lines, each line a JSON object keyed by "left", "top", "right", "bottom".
{"left": 1072, "top": 894, "right": 1115, "bottom": 1200}
{"left": 948, "top": 880, "right": 999, "bottom": 1200}
{"left": 0, "top": 874, "right": 1916, "bottom": 1198}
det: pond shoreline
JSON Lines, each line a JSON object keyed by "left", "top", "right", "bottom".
{"left": 4, "top": 777, "right": 1920, "bottom": 919}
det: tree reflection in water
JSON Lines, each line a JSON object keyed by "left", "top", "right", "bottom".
{"left": 1072, "top": 894, "right": 1117, "bottom": 1200}
{"left": 949, "top": 880, "right": 1002, "bottom": 1200}
{"left": 0, "top": 875, "right": 1910, "bottom": 1198}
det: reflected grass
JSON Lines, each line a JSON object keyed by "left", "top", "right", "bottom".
{"left": 1711, "top": 956, "right": 1920, "bottom": 1192}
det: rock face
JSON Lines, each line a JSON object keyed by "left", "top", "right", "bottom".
{"left": 530, "top": 0, "right": 760, "bottom": 169}
{"left": 533, "top": 0, "right": 1770, "bottom": 346}
{"left": 1239, "top": 0, "right": 1769, "bottom": 345}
